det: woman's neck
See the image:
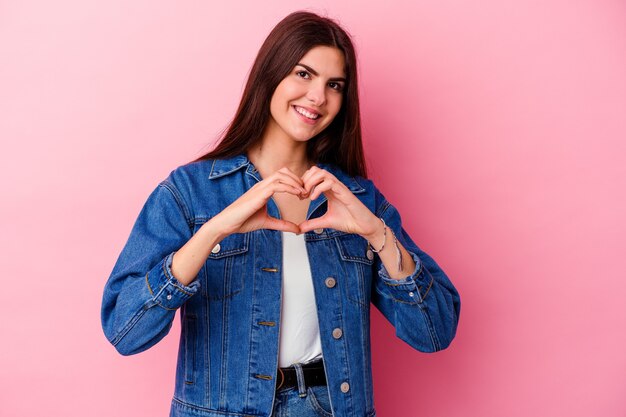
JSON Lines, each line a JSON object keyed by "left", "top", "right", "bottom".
{"left": 247, "top": 139, "right": 312, "bottom": 178}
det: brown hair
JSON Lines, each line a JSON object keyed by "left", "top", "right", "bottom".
{"left": 192, "top": 11, "right": 367, "bottom": 178}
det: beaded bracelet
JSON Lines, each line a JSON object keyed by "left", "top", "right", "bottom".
{"left": 367, "top": 217, "right": 404, "bottom": 273}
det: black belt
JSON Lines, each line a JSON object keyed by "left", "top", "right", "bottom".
{"left": 276, "top": 359, "right": 327, "bottom": 391}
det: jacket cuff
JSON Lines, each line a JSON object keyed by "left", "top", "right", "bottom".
{"left": 145, "top": 252, "right": 200, "bottom": 310}
{"left": 377, "top": 251, "right": 434, "bottom": 303}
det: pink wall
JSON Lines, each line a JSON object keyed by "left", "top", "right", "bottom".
{"left": 1, "top": 1, "right": 624, "bottom": 416}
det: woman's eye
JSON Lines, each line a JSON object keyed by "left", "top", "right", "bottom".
{"left": 296, "top": 70, "right": 310, "bottom": 79}
{"left": 329, "top": 82, "right": 344, "bottom": 91}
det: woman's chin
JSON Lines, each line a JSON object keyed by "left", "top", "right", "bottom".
{"left": 288, "top": 131, "right": 317, "bottom": 143}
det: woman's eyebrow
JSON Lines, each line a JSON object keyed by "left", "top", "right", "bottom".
{"left": 296, "top": 63, "right": 346, "bottom": 82}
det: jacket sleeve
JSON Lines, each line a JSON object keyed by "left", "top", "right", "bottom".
{"left": 370, "top": 187, "right": 461, "bottom": 353}
{"left": 101, "top": 179, "right": 200, "bottom": 356}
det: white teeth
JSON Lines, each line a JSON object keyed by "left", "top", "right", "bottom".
{"left": 294, "top": 106, "right": 319, "bottom": 120}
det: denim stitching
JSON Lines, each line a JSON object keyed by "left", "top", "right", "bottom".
{"left": 145, "top": 273, "right": 154, "bottom": 296}
{"left": 334, "top": 235, "right": 375, "bottom": 265}
{"left": 111, "top": 302, "right": 151, "bottom": 346}
{"left": 219, "top": 277, "right": 230, "bottom": 408}
{"left": 418, "top": 305, "right": 441, "bottom": 351}
{"left": 171, "top": 397, "right": 262, "bottom": 416}
{"left": 184, "top": 315, "right": 196, "bottom": 384}
{"left": 293, "top": 363, "right": 307, "bottom": 397}
{"left": 375, "top": 200, "right": 391, "bottom": 218}
{"left": 205, "top": 286, "right": 212, "bottom": 406}
{"left": 420, "top": 274, "right": 435, "bottom": 301}
{"left": 306, "top": 386, "right": 333, "bottom": 416}
{"left": 162, "top": 259, "right": 195, "bottom": 296}
{"left": 160, "top": 181, "right": 193, "bottom": 232}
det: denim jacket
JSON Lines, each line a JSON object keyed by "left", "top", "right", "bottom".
{"left": 101, "top": 154, "right": 461, "bottom": 417}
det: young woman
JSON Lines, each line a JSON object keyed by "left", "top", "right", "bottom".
{"left": 101, "top": 11, "right": 460, "bottom": 417}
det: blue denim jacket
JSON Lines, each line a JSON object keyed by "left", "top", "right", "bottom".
{"left": 101, "top": 154, "right": 460, "bottom": 417}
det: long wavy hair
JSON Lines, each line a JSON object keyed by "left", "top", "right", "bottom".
{"left": 192, "top": 11, "right": 367, "bottom": 178}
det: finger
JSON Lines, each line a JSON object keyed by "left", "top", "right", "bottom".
{"left": 298, "top": 217, "right": 329, "bottom": 234}
{"left": 300, "top": 165, "right": 320, "bottom": 184}
{"left": 301, "top": 170, "right": 327, "bottom": 195}
{"left": 277, "top": 167, "right": 305, "bottom": 187}
{"left": 272, "top": 172, "right": 307, "bottom": 194}
{"left": 264, "top": 217, "right": 301, "bottom": 234}
{"left": 308, "top": 179, "right": 334, "bottom": 201}
{"left": 309, "top": 176, "right": 347, "bottom": 201}
{"left": 301, "top": 165, "right": 331, "bottom": 187}
{"left": 270, "top": 183, "right": 304, "bottom": 197}
{"left": 260, "top": 174, "right": 304, "bottom": 197}
{"left": 303, "top": 168, "right": 340, "bottom": 193}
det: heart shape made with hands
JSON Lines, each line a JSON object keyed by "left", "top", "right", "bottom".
{"left": 266, "top": 167, "right": 379, "bottom": 238}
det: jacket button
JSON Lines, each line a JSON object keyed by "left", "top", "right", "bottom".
{"left": 166, "top": 294, "right": 172, "bottom": 300}
{"left": 313, "top": 228, "right": 324, "bottom": 234}
{"left": 366, "top": 249, "right": 374, "bottom": 260}
{"left": 340, "top": 382, "right": 350, "bottom": 393}
{"left": 211, "top": 243, "right": 221, "bottom": 254}
{"left": 332, "top": 328, "right": 343, "bottom": 339}
{"left": 325, "top": 277, "right": 336, "bottom": 288}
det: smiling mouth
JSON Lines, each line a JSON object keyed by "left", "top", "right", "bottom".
{"left": 292, "top": 105, "right": 321, "bottom": 120}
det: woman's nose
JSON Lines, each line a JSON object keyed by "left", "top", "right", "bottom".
{"left": 306, "top": 82, "right": 326, "bottom": 106}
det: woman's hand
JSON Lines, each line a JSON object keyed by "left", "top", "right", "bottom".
{"left": 211, "top": 167, "right": 307, "bottom": 236}
{"left": 298, "top": 166, "right": 381, "bottom": 239}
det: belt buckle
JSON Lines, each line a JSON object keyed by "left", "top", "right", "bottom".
{"left": 276, "top": 367, "right": 285, "bottom": 390}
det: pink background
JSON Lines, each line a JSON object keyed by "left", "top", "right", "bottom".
{"left": 1, "top": 0, "right": 625, "bottom": 416}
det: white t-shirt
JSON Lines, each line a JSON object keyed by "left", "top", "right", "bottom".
{"left": 278, "top": 232, "right": 323, "bottom": 368}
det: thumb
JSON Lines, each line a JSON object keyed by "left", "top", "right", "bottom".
{"left": 264, "top": 217, "right": 301, "bottom": 234}
{"left": 298, "top": 217, "right": 328, "bottom": 234}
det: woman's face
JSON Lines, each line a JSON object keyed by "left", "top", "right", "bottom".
{"left": 266, "top": 45, "right": 346, "bottom": 144}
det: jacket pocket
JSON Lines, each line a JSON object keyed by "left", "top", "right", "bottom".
{"left": 194, "top": 219, "right": 250, "bottom": 300}
{"left": 334, "top": 233, "right": 373, "bottom": 309}
{"left": 183, "top": 314, "right": 197, "bottom": 384}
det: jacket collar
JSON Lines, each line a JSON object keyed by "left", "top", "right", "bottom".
{"left": 208, "top": 154, "right": 365, "bottom": 194}
{"left": 208, "top": 154, "right": 250, "bottom": 179}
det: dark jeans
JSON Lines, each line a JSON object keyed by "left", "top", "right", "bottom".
{"left": 271, "top": 362, "right": 333, "bottom": 417}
